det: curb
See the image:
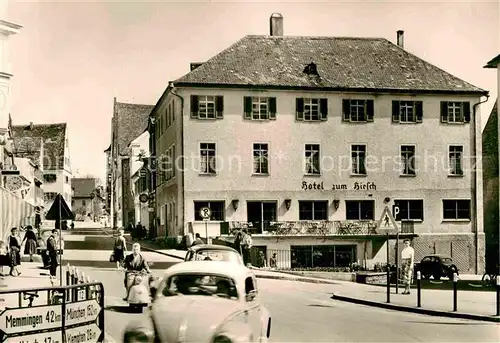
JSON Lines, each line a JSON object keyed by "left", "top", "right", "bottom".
{"left": 255, "top": 273, "right": 338, "bottom": 285}
{"left": 331, "top": 293, "right": 500, "bottom": 323}
{"left": 99, "top": 227, "right": 185, "bottom": 261}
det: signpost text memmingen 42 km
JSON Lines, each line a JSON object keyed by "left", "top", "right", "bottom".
{"left": 0, "top": 299, "right": 101, "bottom": 343}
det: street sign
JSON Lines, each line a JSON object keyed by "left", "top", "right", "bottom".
{"left": 375, "top": 206, "right": 399, "bottom": 234}
{"left": 199, "top": 207, "right": 211, "bottom": 220}
{"left": 65, "top": 323, "right": 102, "bottom": 343}
{"left": 0, "top": 304, "right": 62, "bottom": 335}
{"left": 392, "top": 205, "right": 401, "bottom": 221}
{"left": 46, "top": 194, "right": 74, "bottom": 221}
{"left": 3, "top": 330, "right": 62, "bottom": 343}
{"left": 139, "top": 194, "right": 149, "bottom": 203}
{"left": 77, "top": 288, "right": 86, "bottom": 301}
{"left": 65, "top": 299, "right": 101, "bottom": 326}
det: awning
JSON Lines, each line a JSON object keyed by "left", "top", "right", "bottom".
{"left": 1, "top": 187, "right": 35, "bottom": 240}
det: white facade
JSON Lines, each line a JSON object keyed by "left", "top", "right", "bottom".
{"left": 130, "top": 131, "right": 150, "bottom": 228}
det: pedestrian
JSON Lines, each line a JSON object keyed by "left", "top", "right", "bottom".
{"left": 240, "top": 229, "right": 253, "bottom": 266}
{"left": 0, "top": 241, "right": 8, "bottom": 276}
{"left": 7, "top": 227, "right": 21, "bottom": 276}
{"left": 269, "top": 253, "right": 277, "bottom": 269}
{"left": 401, "top": 239, "right": 415, "bottom": 295}
{"left": 191, "top": 233, "right": 204, "bottom": 246}
{"left": 113, "top": 229, "right": 127, "bottom": 270}
{"left": 46, "top": 229, "right": 59, "bottom": 282}
{"left": 233, "top": 230, "right": 242, "bottom": 255}
{"left": 21, "top": 225, "right": 38, "bottom": 262}
{"left": 258, "top": 251, "right": 267, "bottom": 268}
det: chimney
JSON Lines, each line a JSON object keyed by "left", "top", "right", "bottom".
{"left": 190, "top": 62, "right": 203, "bottom": 71}
{"left": 397, "top": 30, "right": 404, "bottom": 48}
{"left": 270, "top": 13, "right": 283, "bottom": 36}
{"left": 29, "top": 122, "right": 34, "bottom": 130}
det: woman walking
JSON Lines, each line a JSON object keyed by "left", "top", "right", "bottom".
{"left": 401, "top": 239, "right": 415, "bottom": 295}
{"left": 113, "top": 229, "right": 127, "bottom": 270}
{"left": 22, "top": 226, "right": 38, "bottom": 262}
{"left": 7, "top": 228, "right": 21, "bottom": 276}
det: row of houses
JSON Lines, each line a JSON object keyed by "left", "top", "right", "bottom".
{"left": 106, "top": 13, "right": 499, "bottom": 273}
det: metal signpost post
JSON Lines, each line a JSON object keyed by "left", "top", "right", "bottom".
{"left": 375, "top": 206, "right": 399, "bottom": 304}
{"left": 199, "top": 207, "right": 211, "bottom": 243}
{"left": 393, "top": 205, "right": 400, "bottom": 294}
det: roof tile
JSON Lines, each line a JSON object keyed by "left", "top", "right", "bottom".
{"left": 115, "top": 102, "right": 154, "bottom": 155}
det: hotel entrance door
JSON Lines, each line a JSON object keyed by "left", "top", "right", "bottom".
{"left": 247, "top": 201, "right": 277, "bottom": 234}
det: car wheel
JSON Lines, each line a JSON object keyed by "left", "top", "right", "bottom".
{"left": 433, "top": 274, "right": 441, "bottom": 281}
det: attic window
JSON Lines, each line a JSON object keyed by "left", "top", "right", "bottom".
{"left": 303, "top": 62, "right": 319, "bottom": 76}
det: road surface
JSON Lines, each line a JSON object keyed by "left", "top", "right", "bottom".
{"left": 76, "top": 267, "right": 499, "bottom": 343}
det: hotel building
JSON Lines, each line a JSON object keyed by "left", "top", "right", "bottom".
{"left": 151, "top": 14, "right": 488, "bottom": 272}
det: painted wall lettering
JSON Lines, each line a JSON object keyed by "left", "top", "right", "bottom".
{"left": 302, "top": 181, "right": 325, "bottom": 190}
{"left": 302, "top": 181, "right": 377, "bottom": 191}
{"left": 353, "top": 182, "right": 377, "bottom": 191}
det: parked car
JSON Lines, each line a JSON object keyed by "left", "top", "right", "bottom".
{"left": 123, "top": 261, "right": 272, "bottom": 343}
{"left": 414, "top": 254, "right": 459, "bottom": 280}
{"left": 184, "top": 244, "right": 244, "bottom": 265}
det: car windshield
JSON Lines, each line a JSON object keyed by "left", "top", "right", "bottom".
{"left": 161, "top": 273, "right": 239, "bottom": 300}
{"left": 441, "top": 257, "right": 452, "bottom": 263}
{"left": 192, "top": 250, "right": 241, "bottom": 263}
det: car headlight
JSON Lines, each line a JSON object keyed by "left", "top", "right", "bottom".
{"left": 212, "top": 322, "right": 253, "bottom": 343}
{"left": 123, "top": 328, "right": 155, "bottom": 343}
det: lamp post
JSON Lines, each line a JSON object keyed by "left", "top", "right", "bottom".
{"left": 90, "top": 192, "right": 95, "bottom": 222}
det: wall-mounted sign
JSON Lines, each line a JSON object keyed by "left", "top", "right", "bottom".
{"left": 302, "top": 181, "right": 377, "bottom": 191}
{"left": 139, "top": 193, "right": 149, "bottom": 203}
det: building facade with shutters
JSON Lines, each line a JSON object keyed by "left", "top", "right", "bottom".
{"left": 152, "top": 14, "right": 488, "bottom": 272}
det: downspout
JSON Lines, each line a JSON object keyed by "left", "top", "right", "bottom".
{"left": 472, "top": 94, "right": 489, "bottom": 274}
{"left": 168, "top": 82, "right": 185, "bottom": 236}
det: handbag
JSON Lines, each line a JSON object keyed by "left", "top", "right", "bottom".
{"left": 109, "top": 252, "right": 115, "bottom": 263}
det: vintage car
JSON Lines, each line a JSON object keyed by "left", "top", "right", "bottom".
{"left": 123, "top": 261, "right": 272, "bottom": 343}
{"left": 414, "top": 254, "right": 459, "bottom": 280}
{"left": 184, "top": 244, "right": 244, "bottom": 265}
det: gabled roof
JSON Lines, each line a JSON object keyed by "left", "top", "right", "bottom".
{"left": 72, "top": 177, "right": 97, "bottom": 198}
{"left": 114, "top": 101, "right": 154, "bottom": 155}
{"left": 484, "top": 54, "right": 500, "bottom": 68}
{"left": 11, "top": 123, "right": 67, "bottom": 170}
{"left": 174, "top": 35, "right": 486, "bottom": 94}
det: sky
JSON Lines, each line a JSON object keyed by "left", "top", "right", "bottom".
{"left": 7, "top": 0, "right": 499, "bottom": 183}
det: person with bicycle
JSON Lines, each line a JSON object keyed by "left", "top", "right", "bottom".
{"left": 123, "top": 243, "right": 151, "bottom": 300}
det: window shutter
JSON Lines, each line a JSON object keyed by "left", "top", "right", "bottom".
{"left": 463, "top": 102, "right": 471, "bottom": 122}
{"left": 320, "top": 98, "right": 328, "bottom": 121}
{"left": 269, "top": 97, "right": 277, "bottom": 120}
{"left": 243, "top": 96, "right": 252, "bottom": 120}
{"left": 190, "top": 95, "right": 199, "bottom": 119}
{"left": 215, "top": 96, "right": 224, "bottom": 118}
{"left": 342, "top": 99, "right": 350, "bottom": 122}
{"left": 296, "top": 98, "right": 304, "bottom": 121}
{"left": 392, "top": 101, "right": 400, "bottom": 123}
{"left": 366, "top": 100, "right": 374, "bottom": 122}
{"left": 415, "top": 101, "right": 423, "bottom": 122}
{"left": 440, "top": 101, "right": 448, "bottom": 123}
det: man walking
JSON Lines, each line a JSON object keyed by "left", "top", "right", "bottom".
{"left": 191, "top": 233, "right": 204, "bottom": 246}
{"left": 46, "top": 229, "right": 59, "bottom": 284}
{"left": 401, "top": 239, "right": 415, "bottom": 294}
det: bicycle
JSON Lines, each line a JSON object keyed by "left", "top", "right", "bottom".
{"left": 481, "top": 265, "right": 499, "bottom": 288}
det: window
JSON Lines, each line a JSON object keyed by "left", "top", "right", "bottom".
{"left": 43, "top": 174, "right": 57, "bottom": 183}
{"left": 394, "top": 200, "right": 424, "bottom": 221}
{"left": 305, "top": 144, "right": 320, "bottom": 174}
{"left": 296, "top": 98, "right": 328, "bottom": 121}
{"left": 299, "top": 201, "right": 328, "bottom": 220}
{"left": 449, "top": 146, "right": 463, "bottom": 175}
{"left": 190, "top": 95, "right": 223, "bottom": 119}
{"left": 165, "top": 145, "right": 176, "bottom": 180}
{"left": 351, "top": 145, "right": 366, "bottom": 175}
{"left": 243, "top": 97, "right": 277, "bottom": 120}
{"left": 253, "top": 143, "right": 269, "bottom": 174}
{"left": 194, "top": 201, "right": 225, "bottom": 221}
{"left": 342, "top": 99, "right": 374, "bottom": 122}
{"left": 200, "top": 143, "right": 216, "bottom": 174}
{"left": 443, "top": 200, "right": 470, "bottom": 220}
{"left": 392, "top": 101, "right": 423, "bottom": 123}
{"left": 345, "top": 200, "right": 374, "bottom": 220}
{"left": 82, "top": 200, "right": 86, "bottom": 206}
{"left": 400, "top": 145, "right": 416, "bottom": 176}
{"left": 245, "top": 277, "right": 256, "bottom": 294}
{"left": 440, "top": 101, "right": 470, "bottom": 123}
{"left": 65, "top": 176, "right": 69, "bottom": 183}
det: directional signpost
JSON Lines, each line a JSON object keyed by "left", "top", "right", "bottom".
{"left": 375, "top": 206, "right": 399, "bottom": 303}
{"left": 199, "top": 207, "right": 211, "bottom": 242}
{"left": 0, "top": 299, "right": 102, "bottom": 342}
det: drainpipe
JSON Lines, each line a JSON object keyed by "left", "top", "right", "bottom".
{"left": 168, "top": 82, "right": 184, "bottom": 237}
{"left": 472, "top": 94, "right": 489, "bottom": 274}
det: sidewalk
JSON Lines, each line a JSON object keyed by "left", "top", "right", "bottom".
{"left": 332, "top": 282, "right": 500, "bottom": 323}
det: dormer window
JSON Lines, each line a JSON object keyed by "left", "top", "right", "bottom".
{"left": 303, "top": 62, "right": 319, "bottom": 76}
